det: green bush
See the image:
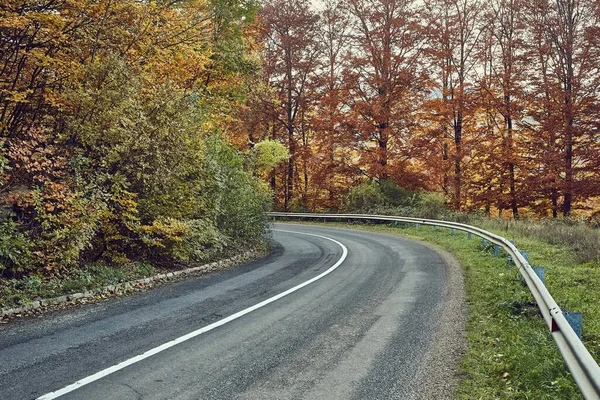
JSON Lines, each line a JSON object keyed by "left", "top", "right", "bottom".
{"left": 346, "top": 181, "right": 385, "bottom": 211}
{"left": 345, "top": 180, "right": 448, "bottom": 219}
{"left": 378, "top": 180, "right": 420, "bottom": 208}
{"left": 175, "top": 219, "right": 228, "bottom": 262}
{"left": 0, "top": 216, "right": 32, "bottom": 277}
{"left": 207, "top": 136, "right": 272, "bottom": 241}
{"left": 414, "top": 192, "right": 447, "bottom": 219}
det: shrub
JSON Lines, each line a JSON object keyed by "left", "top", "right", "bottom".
{"left": 175, "top": 219, "right": 228, "bottom": 262}
{"left": 413, "top": 192, "right": 447, "bottom": 219}
{"left": 346, "top": 181, "right": 385, "bottom": 211}
{"left": 0, "top": 216, "right": 32, "bottom": 277}
{"left": 345, "top": 180, "right": 448, "bottom": 218}
{"left": 206, "top": 136, "right": 272, "bottom": 241}
{"left": 378, "top": 180, "right": 420, "bottom": 208}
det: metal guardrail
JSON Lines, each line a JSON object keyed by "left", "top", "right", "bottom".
{"left": 269, "top": 212, "right": 600, "bottom": 400}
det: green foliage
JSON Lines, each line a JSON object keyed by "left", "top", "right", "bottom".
{"left": 250, "top": 139, "right": 289, "bottom": 175}
{"left": 0, "top": 0, "right": 270, "bottom": 284}
{"left": 415, "top": 192, "right": 447, "bottom": 219}
{"left": 206, "top": 136, "right": 272, "bottom": 240}
{"left": 345, "top": 180, "right": 446, "bottom": 218}
{"left": 377, "top": 180, "right": 420, "bottom": 208}
{"left": 140, "top": 217, "right": 227, "bottom": 263}
{"left": 0, "top": 215, "right": 31, "bottom": 277}
{"left": 346, "top": 181, "right": 385, "bottom": 211}
{"left": 209, "top": 0, "right": 261, "bottom": 76}
{"left": 176, "top": 219, "right": 229, "bottom": 262}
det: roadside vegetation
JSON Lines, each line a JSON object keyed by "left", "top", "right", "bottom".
{"left": 312, "top": 181, "right": 600, "bottom": 399}
{"left": 0, "top": 1, "right": 287, "bottom": 310}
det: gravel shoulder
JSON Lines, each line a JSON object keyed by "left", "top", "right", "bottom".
{"left": 413, "top": 241, "right": 467, "bottom": 400}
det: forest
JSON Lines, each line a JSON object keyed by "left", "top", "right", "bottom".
{"left": 1, "top": 0, "right": 600, "bottom": 278}
{"left": 253, "top": 0, "right": 600, "bottom": 220}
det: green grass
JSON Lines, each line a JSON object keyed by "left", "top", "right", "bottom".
{"left": 290, "top": 220, "right": 600, "bottom": 399}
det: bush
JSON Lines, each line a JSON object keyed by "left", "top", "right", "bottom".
{"left": 0, "top": 216, "right": 32, "bottom": 277}
{"left": 345, "top": 180, "right": 448, "bottom": 219}
{"left": 378, "top": 180, "right": 420, "bottom": 208}
{"left": 346, "top": 181, "right": 385, "bottom": 211}
{"left": 207, "top": 136, "right": 272, "bottom": 241}
{"left": 414, "top": 192, "right": 447, "bottom": 219}
{"left": 176, "top": 219, "right": 228, "bottom": 262}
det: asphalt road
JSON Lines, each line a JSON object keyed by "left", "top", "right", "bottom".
{"left": 0, "top": 223, "right": 466, "bottom": 400}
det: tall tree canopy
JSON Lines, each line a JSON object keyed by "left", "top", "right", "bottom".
{"left": 249, "top": 0, "right": 600, "bottom": 218}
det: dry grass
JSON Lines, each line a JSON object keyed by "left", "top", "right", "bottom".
{"left": 475, "top": 218, "right": 600, "bottom": 263}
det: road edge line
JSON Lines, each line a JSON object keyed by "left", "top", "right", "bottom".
{"left": 37, "top": 229, "right": 348, "bottom": 400}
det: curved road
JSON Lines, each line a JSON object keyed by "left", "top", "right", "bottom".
{"left": 0, "top": 223, "right": 466, "bottom": 400}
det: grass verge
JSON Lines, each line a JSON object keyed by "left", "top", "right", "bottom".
{"left": 288, "top": 220, "right": 599, "bottom": 399}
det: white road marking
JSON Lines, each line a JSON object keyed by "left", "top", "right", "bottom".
{"left": 37, "top": 229, "right": 348, "bottom": 400}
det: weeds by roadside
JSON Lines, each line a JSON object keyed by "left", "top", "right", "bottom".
{"left": 0, "top": 262, "right": 155, "bottom": 309}
{"left": 0, "top": 241, "right": 270, "bottom": 311}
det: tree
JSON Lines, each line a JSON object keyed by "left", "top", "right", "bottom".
{"left": 260, "top": 0, "right": 321, "bottom": 210}
{"left": 523, "top": 0, "right": 600, "bottom": 216}
{"left": 344, "top": 0, "right": 427, "bottom": 184}
{"left": 309, "top": 0, "right": 358, "bottom": 209}
{"left": 423, "top": 0, "right": 485, "bottom": 210}
{"left": 476, "top": 0, "right": 528, "bottom": 218}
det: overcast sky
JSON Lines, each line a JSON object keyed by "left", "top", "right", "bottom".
{"left": 311, "top": 0, "right": 324, "bottom": 9}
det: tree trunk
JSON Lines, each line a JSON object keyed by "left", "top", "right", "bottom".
{"left": 453, "top": 113, "right": 462, "bottom": 210}
{"left": 505, "top": 110, "right": 518, "bottom": 220}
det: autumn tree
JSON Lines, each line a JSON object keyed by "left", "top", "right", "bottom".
{"left": 472, "top": 0, "right": 529, "bottom": 218}
{"left": 422, "top": 0, "right": 485, "bottom": 210}
{"left": 523, "top": 0, "right": 600, "bottom": 216}
{"left": 344, "top": 0, "right": 427, "bottom": 185}
{"left": 309, "top": 0, "right": 358, "bottom": 209}
{"left": 260, "top": 0, "right": 321, "bottom": 210}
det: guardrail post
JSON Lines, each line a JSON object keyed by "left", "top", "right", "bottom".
{"left": 494, "top": 245, "right": 500, "bottom": 257}
{"left": 415, "top": 223, "right": 420, "bottom": 229}
{"left": 451, "top": 228, "right": 456, "bottom": 235}
{"left": 564, "top": 311, "right": 583, "bottom": 339}
{"left": 521, "top": 251, "right": 529, "bottom": 262}
{"left": 467, "top": 232, "right": 472, "bottom": 239}
{"left": 533, "top": 267, "right": 545, "bottom": 284}
{"left": 482, "top": 238, "right": 488, "bottom": 246}
{"left": 434, "top": 225, "right": 438, "bottom": 231}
